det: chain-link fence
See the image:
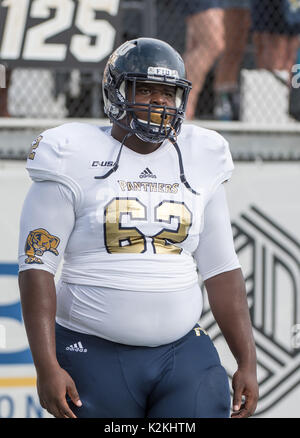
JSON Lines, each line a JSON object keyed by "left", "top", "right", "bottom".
{"left": 1, "top": 0, "right": 300, "bottom": 123}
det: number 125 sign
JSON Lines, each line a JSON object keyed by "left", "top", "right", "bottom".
{"left": 0, "top": 0, "right": 121, "bottom": 68}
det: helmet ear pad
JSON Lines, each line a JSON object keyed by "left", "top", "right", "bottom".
{"left": 102, "top": 67, "right": 127, "bottom": 121}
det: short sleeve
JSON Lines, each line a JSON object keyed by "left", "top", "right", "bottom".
{"left": 208, "top": 136, "right": 234, "bottom": 201}
{"left": 18, "top": 181, "right": 75, "bottom": 275}
{"left": 193, "top": 183, "right": 240, "bottom": 281}
{"left": 180, "top": 125, "right": 234, "bottom": 206}
{"left": 26, "top": 127, "right": 83, "bottom": 211}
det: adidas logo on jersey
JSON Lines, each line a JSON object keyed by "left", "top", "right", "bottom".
{"left": 139, "top": 168, "right": 157, "bottom": 178}
{"left": 66, "top": 341, "right": 87, "bottom": 353}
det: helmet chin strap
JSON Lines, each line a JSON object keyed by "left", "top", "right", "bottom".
{"left": 95, "top": 115, "right": 199, "bottom": 196}
{"left": 129, "top": 118, "right": 166, "bottom": 144}
{"left": 94, "top": 132, "right": 132, "bottom": 180}
{"left": 169, "top": 140, "right": 201, "bottom": 196}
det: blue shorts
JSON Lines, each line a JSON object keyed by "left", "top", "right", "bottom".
{"left": 55, "top": 323, "right": 231, "bottom": 418}
{"left": 251, "top": 0, "right": 300, "bottom": 35}
{"left": 185, "top": 0, "right": 250, "bottom": 15}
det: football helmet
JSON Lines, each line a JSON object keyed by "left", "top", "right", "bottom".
{"left": 102, "top": 38, "right": 191, "bottom": 143}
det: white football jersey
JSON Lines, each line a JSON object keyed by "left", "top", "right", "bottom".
{"left": 21, "top": 123, "right": 233, "bottom": 292}
{"left": 18, "top": 122, "right": 241, "bottom": 345}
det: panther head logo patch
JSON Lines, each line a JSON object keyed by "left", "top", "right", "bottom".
{"left": 28, "top": 135, "right": 43, "bottom": 160}
{"left": 25, "top": 228, "right": 60, "bottom": 264}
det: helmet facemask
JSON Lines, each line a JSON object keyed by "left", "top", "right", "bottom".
{"left": 103, "top": 69, "right": 191, "bottom": 144}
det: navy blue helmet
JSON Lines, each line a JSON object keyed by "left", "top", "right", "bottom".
{"left": 102, "top": 38, "right": 191, "bottom": 143}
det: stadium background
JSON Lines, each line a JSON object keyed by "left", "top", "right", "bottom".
{"left": 0, "top": 0, "right": 300, "bottom": 418}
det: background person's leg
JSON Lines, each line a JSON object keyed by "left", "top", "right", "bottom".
{"left": 184, "top": 8, "right": 225, "bottom": 119}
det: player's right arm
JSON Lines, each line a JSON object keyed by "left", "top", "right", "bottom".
{"left": 19, "top": 270, "right": 82, "bottom": 418}
{"left": 18, "top": 180, "right": 81, "bottom": 418}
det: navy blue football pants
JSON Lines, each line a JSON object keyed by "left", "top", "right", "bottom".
{"left": 55, "top": 323, "right": 231, "bottom": 418}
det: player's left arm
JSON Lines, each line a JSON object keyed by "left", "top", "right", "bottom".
{"left": 194, "top": 184, "right": 259, "bottom": 418}
{"left": 205, "top": 269, "right": 258, "bottom": 418}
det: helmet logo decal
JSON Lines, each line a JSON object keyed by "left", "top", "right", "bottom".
{"left": 147, "top": 67, "right": 179, "bottom": 81}
{"left": 115, "top": 41, "right": 135, "bottom": 57}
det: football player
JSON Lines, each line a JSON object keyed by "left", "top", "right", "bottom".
{"left": 18, "top": 38, "right": 258, "bottom": 418}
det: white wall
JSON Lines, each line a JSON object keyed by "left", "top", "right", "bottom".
{"left": 217, "top": 162, "right": 300, "bottom": 418}
{"left": 0, "top": 161, "right": 49, "bottom": 417}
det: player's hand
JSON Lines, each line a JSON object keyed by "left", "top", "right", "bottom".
{"left": 36, "top": 365, "right": 82, "bottom": 418}
{"left": 231, "top": 368, "right": 259, "bottom": 418}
